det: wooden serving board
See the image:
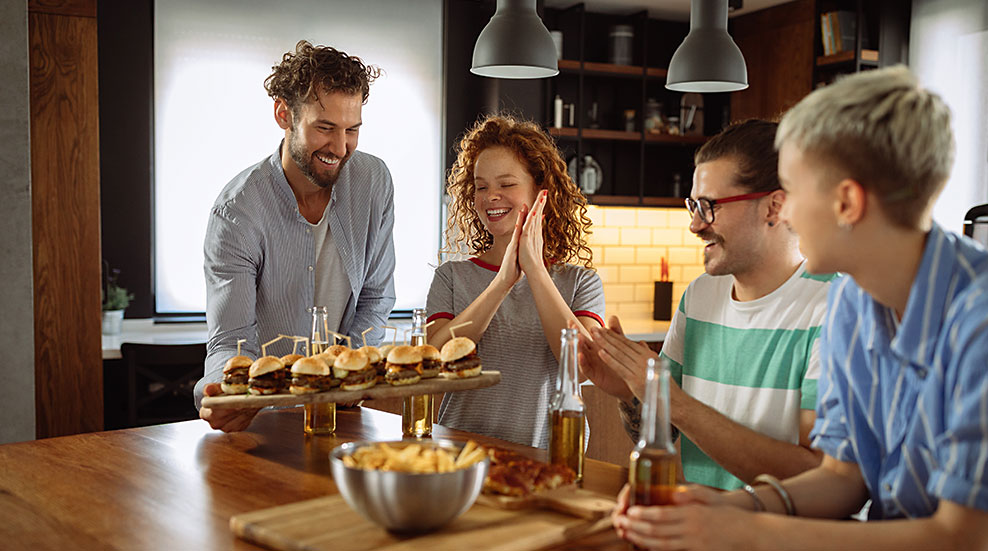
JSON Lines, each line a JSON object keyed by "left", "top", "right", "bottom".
{"left": 202, "top": 371, "right": 500, "bottom": 410}
{"left": 475, "top": 485, "right": 615, "bottom": 520}
{"left": 230, "top": 492, "right": 613, "bottom": 551}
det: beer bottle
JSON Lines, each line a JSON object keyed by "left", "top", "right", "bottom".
{"left": 402, "top": 308, "right": 433, "bottom": 437}
{"left": 304, "top": 305, "right": 335, "bottom": 435}
{"left": 549, "top": 327, "right": 585, "bottom": 483}
{"left": 628, "top": 357, "right": 678, "bottom": 506}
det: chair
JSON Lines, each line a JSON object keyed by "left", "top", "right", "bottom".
{"left": 964, "top": 203, "right": 988, "bottom": 247}
{"left": 120, "top": 342, "right": 206, "bottom": 428}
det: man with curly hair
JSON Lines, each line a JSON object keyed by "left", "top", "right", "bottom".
{"left": 581, "top": 120, "right": 837, "bottom": 490}
{"left": 195, "top": 41, "right": 396, "bottom": 432}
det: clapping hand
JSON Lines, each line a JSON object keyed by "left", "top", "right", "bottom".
{"left": 494, "top": 204, "right": 527, "bottom": 289}
{"left": 517, "top": 190, "right": 548, "bottom": 277}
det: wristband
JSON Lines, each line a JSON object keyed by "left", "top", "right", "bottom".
{"left": 754, "top": 474, "right": 796, "bottom": 516}
{"left": 741, "top": 484, "right": 765, "bottom": 512}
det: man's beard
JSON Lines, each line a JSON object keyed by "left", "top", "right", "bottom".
{"left": 698, "top": 229, "right": 739, "bottom": 276}
{"left": 287, "top": 130, "right": 349, "bottom": 189}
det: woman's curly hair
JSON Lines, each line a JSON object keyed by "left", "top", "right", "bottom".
{"left": 263, "top": 40, "right": 381, "bottom": 114}
{"left": 444, "top": 114, "right": 594, "bottom": 270}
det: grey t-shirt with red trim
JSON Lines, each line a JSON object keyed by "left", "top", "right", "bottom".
{"left": 426, "top": 258, "right": 605, "bottom": 449}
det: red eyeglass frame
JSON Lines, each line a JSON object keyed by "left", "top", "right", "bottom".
{"left": 684, "top": 191, "right": 774, "bottom": 223}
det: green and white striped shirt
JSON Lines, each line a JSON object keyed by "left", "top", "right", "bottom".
{"left": 660, "top": 262, "right": 838, "bottom": 490}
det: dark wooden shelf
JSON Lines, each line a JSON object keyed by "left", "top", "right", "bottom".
{"left": 583, "top": 128, "right": 641, "bottom": 141}
{"left": 645, "top": 133, "right": 707, "bottom": 145}
{"left": 586, "top": 195, "right": 641, "bottom": 206}
{"left": 642, "top": 197, "right": 687, "bottom": 207}
{"left": 549, "top": 127, "right": 579, "bottom": 139}
{"left": 549, "top": 127, "right": 706, "bottom": 145}
{"left": 816, "top": 49, "right": 878, "bottom": 66}
{"left": 557, "top": 59, "right": 667, "bottom": 79}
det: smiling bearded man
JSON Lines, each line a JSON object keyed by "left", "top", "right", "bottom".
{"left": 580, "top": 119, "right": 840, "bottom": 491}
{"left": 195, "top": 41, "right": 397, "bottom": 433}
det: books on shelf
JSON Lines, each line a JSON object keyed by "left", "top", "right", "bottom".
{"left": 820, "top": 11, "right": 858, "bottom": 56}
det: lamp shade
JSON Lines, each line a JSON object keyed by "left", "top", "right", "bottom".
{"left": 666, "top": 0, "right": 748, "bottom": 92}
{"left": 471, "top": 0, "right": 559, "bottom": 79}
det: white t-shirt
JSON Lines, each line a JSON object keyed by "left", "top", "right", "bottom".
{"left": 310, "top": 208, "right": 349, "bottom": 336}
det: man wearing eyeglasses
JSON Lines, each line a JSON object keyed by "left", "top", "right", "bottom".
{"left": 580, "top": 120, "right": 838, "bottom": 490}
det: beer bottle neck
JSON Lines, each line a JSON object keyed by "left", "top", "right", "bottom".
{"left": 639, "top": 358, "right": 674, "bottom": 451}
{"left": 555, "top": 328, "right": 582, "bottom": 407}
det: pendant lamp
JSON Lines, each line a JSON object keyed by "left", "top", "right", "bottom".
{"left": 666, "top": 0, "right": 748, "bottom": 92}
{"left": 471, "top": 0, "right": 559, "bottom": 79}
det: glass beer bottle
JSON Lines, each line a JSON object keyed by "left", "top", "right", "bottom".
{"left": 629, "top": 357, "right": 678, "bottom": 506}
{"left": 549, "top": 328, "right": 585, "bottom": 483}
{"left": 305, "top": 306, "right": 335, "bottom": 435}
{"left": 402, "top": 308, "right": 433, "bottom": 437}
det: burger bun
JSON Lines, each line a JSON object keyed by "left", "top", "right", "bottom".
{"left": 440, "top": 337, "right": 476, "bottom": 363}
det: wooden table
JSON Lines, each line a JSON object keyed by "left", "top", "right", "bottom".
{"left": 0, "top": 407, "right": 630, "bottom": 550}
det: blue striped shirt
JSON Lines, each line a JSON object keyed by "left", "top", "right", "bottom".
{"left": 194, "top": 145, "right": 396, "bottom": 407}
{"left": 812, "top": 223, "right": 988, "bottom": 519}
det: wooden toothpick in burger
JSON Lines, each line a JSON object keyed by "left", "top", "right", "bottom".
{"left": 237, "top": 338, "right": 246, "bottom": 356}
{"left": 261, "top": 335, "right": 285, "bottom": 357}
{"left": 329, "top": 331, "right": 352, "bottom": 349}
{"left": 382, "top": 325, "right": 398, "bottom": 346}
{"left": 361, "top": 327, "right": 374, "bottom": 348}
{"left": 447, "top": 320, "right": 473, "bottom": 339}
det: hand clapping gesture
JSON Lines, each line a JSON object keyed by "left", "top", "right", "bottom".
{"left": 517, "top": 189, "right": 548, "bottom": 277}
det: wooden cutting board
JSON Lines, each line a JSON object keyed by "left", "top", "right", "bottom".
{"left": 230, "top": 492, "right": 613, "bottom": 551}
{"left": 202, "top": 371, "right": 500, "bottom": 409}
{"left": 475, "top": 485, "right": 615, "bottom": 520}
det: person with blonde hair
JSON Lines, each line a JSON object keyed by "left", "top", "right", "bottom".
{"left": 426, "top": 114, "right": 604, "bottom": 448}
{"left": 612, "top": 65, "right": 988, "bottom": 550}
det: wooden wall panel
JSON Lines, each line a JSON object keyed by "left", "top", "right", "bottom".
{"left": 29, "top": 4, "right": 103, "bottom": 438}
{"left": 730, "top": 0, "right": 815, "bottom": 122}
{"left": 28, "top": 0, "right": 96, "bottom": 18}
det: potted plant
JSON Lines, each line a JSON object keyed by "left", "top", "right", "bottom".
{"left": 102, "top": 262, "right": 134, "bottom": 335}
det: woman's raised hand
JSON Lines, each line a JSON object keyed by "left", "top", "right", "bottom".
{"left": 518, "top": 190, "right": 548, "bottom": 276}
{"left": 494, "top": 204, "right": 526, "bottom": 289}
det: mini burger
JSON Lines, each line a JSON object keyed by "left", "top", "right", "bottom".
{"left": 327, "top": 344, "right": 350, "bottom": 357}
{"left": 385, "top": 345, "right": 423, "bottom": 386}
{"left": 221, "top": 355, "right": 252, "bottom": 394}
{"left": 415, "top": 345, "right": 442, "bottom": 379}
{"left": 440, "top": 337, "right": 482, "bottom": 378}
{"left": 334, "top": 349, "right": 376, "bottom": 391}
{"left": 359, "top": 346, "right": 385, "bottom": 382}
{"left": 248, "top": 356, "right": 288, "bottom": 394}
{"left": 378, "top": 343, "right": 396, "bottom": 359}
{"left": 280, "top": 353, "right": 304, "bottom": 371}
{"left": 289, "top": 356, "right": 335, "bottom": 394}
{"left": 315, "top": 349, "right": 342, "bottom": 388}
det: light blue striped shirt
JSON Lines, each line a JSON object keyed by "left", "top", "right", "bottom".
{"left": 194, "top": 145, "right": 396, "bottom": 407}
{"left": 812, "top": 223, "right": 988, "bottom": 519}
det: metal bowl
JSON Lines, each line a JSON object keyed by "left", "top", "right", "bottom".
{"left": 329, "top": 439, "right": 489, "bottom": 533}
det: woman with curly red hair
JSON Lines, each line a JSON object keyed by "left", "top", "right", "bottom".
{"left": 426, "top": 114, "right": 605, "bottom": 449}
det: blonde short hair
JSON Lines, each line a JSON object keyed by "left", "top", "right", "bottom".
{"left": 775, "top": 65, "right": 954, "bottom": 228}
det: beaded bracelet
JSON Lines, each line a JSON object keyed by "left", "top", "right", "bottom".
{"left": 741, "top": 484, "right": 766, "bottom": 512}
{"left": 754, "top": 474, "right": 796, "bottom": 516}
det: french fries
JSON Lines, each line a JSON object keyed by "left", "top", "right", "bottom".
{"left": 342, "top": 441, "right": 487, "bottom": 473}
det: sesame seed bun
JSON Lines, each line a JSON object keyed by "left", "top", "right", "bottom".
{"left": 359, "top": 345, "right": 382, "bottom": 363}
{"left": 279, "top": 353, "right": 304, "bottom": 367}
{"left": 248, "top": 356, "right": 285, "bottom": 378}
{"left": 291, "top": 356, "right": 330, "bottom": 376}
{"left": 334, "top": 349, "right": 370, "bottom": 371}
{"left": 387, "top": 345, "right": 423, "bottom": 365}
{"left": 223, "top": 355, "right": 253, "bottom": 373}
{"left": 440, "top": 337, "right": 476, "bottom": 363}
{"left": 327, "top": 344, "right": 350, "bottom": 356}
{"left": 415, "top": 344, "right": 441, "bottom": 361}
